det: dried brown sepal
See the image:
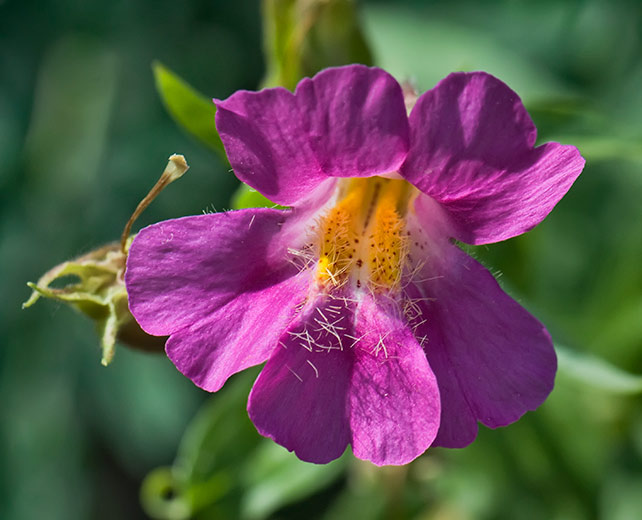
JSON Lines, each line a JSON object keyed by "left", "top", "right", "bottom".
{"left": 23, "top": 155, "right": 188, "bottom": 365}
{"left": 23, "top": 242, "right": 167, "bottom": 365}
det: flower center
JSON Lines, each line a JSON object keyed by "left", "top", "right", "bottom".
{"left": 316, "top": 176, "right": 414, "bottom": 293}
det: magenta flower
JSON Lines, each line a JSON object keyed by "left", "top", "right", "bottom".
{"left": 125, "top": 65, "right": 584, "bottom": 466}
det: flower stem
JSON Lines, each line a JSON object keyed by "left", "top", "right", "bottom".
{"left": 120, "top": 154, "right": 189, "bottom": 253}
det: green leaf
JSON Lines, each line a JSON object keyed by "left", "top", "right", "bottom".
{"left": 601, "top": 472, "right": 642, "bottom": 520}
{"left": 140, "top": 372, "right": 260, "bottom": 519}
{"left": 361, "top": 5, "right": 569, "bottom": 102}
{"left": 153, "top": 61, "right": 226, "bottom": 159}
{"left": 241, "top": 442, "right": 346, "bottom": 520}
{"left": 546, "top": 134, "right": 642, "bottom": 164}
{"left": 174, "top": 372, "right": 260, "bottom": 487}
{"left": 230, "top": 183, "right": 283, "bottom": 210}
{"left": 141, "top": 371, "right": 348, "bottom": 519}
{"left": 556, "top": 345, "right": 642, "bottom": 394}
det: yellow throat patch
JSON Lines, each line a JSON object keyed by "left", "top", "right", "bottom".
{"left": 316, "top": 177, "right": 414, "bottom": 293}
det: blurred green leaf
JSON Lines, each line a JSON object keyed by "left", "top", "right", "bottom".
{"left": 23, "top": 35, "right": 118, "bottom": 196}
{"left": 362, "top": 5, "right": 569, "bottom": 102}
{"left": 241, "top": 442, "right": 346, "bottom": 520}
{"left": 549, "top": 135, "right": 642, "bottom": 164}
{"left": 153, "top": 61, "right": 226, "bottom": 159}
{"left": 320, "top": 488, "right": 385, "bottom": 520}
{"left": 140, "top": 467, "right": 192, "bottom": 520}
{"left": 601, "top": 472, "right": 642, "bottom": 520}
{"left": 556, "top": 345, "right": 642, "bottom": 394}
{"left": 83, "top": 345, "right": 201, "bottom": 478}
{"left": 174, "top": 372, "right": 259, "bottom": 492}
{"left": 231, "top": 183, "right": 282, "bottom": 210}
{"left": 141, "top": 369, "right": 349, "bottom": 519}
{"left": 262, "top": 0, "right": 373, "bottom": 90}
{"left": 140, "top": 372, "right": 259, "bottom": 519}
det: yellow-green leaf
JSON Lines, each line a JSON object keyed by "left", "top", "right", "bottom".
{"left": 153, "top": 61, "right": 226, "bottom": 159}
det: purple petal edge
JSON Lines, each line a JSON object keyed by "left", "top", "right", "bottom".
{"left": 407, "top": 244, "right": 556, "bottom": 447}
{"left": 401, "top": 71, "right": 585, "bottom": 244}
{"left": 216, "top": 65, "right": 409, "bottom": 206}
{"left": 248, "top": 294, "right": 441, "bottom": 466}
{"left": 126, "top": 208, "right": 312, "bottom": 392}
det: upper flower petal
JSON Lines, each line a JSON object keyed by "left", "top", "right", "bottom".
{"left": 406, "top": 245, "right": 556, "bottom": 448}
{"left": 401, "top": 72, "right": 585, "bottom": 244}
{"left": 248, "top": 294, "right": 440, "bottom": 466}
{"left": 215, "top": 87, "right": 324, "bottom": 207}
{"left": 215, "top": 65, "right": 409, "bottom": 206}
{"left": 295, "top": 66, "right": 410, "bottom": 179}
{"left": 125, "top": 208, "right": 312, "bottom": 391}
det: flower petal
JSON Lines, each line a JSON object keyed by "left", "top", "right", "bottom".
{"left": 215, "top": 65, "right": 409, "bottom": 206}
{"left": 295, "top": 65, "right": 409, "bottom": 179}
{"left": 248, "top": 294, "right": 440, "bottom": 466}
{"left": 127, "top": 208, "right": 293, "bottom": 335}
{"left": 126, "top": 208, "right": 313, "bottom": 391}
{"left": 215, "top": 88, "right": 324, "bottom": 206}
{"left": 247, "top": 297, "right": 354, "bottom": 464}
{"left": 406, "top": 245, "right": 556, "bottom": 448}
{"left": 350, "top": 296, "right": 440, "bottom": 466}
{"left": 401, "top": 72, "right": 584, "bottom": 244}
{"left": 167, "top": 271, "right": 310, "bottom": 391}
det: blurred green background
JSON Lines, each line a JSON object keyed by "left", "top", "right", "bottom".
{"left": 2, "top": 0, "right": 642, "bottom": 518}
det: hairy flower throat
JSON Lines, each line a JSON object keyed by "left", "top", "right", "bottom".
{"left": 316, "top": 177, "right": 414, "bottom": 292}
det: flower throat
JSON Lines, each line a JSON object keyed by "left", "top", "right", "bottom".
{"left": 316, "top": 177, "right": 414, "bottom": 292}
